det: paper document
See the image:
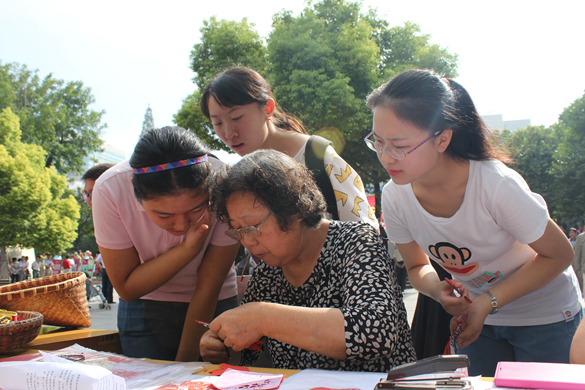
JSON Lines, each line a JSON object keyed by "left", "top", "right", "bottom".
{"left": 212, "top": 368, "right": 284, "bottom": 390}
{"left": 0, "top": 360, "right": 126, "bottom": 390}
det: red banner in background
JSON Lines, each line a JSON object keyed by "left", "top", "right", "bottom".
{"left": 367, "top": 195, "right": 375, "bottom": 207}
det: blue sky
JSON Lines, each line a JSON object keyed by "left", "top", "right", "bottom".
{"left": 2, "top": 0, "right": 584, "bottom": 162}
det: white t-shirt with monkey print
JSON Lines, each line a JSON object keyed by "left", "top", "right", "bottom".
{"left": 294, "top": 142, "right": 379, "bottom": 229}
{"left": 383, "top": 159, "right": 583, "bottom": 326}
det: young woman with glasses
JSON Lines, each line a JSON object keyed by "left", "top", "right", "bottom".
{"left": 366, "top": 69, "right": 583, "bottom": 376}
{"left": 91, "top": 126, "right": 240, "bottom": 361}
{"left": 199, "top": 149, "right": 416, "bottom": 371}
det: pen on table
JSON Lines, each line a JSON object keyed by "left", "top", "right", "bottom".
{"left": 445, "top": 278, "right": 473, "bottom": 304}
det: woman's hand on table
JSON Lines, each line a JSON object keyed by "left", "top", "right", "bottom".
{"left": 209, "top": 302, "right": 265, "bottom": 352}
{"left": 200, "top": 331, "right": 231, "bottom": 364}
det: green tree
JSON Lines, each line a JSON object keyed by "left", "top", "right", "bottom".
{"left": 175, "top": 17, "right": 268, "bottom": 149}
{"left": 505, "top": 125, "right": 562, "bottom": 219}
{"left": 551, "top": 92, "right": 585, "bottom": 222}
{"left": 0, "top": 107, "right": 80, "bottom": 254}
{"left": 70, "top": 188, "right": 97, "bottom": 253}
{"left": 0, "top": 61, "right": 105, "bottom": 175}
{"left": 190, "top": 16, "right": 268, "bottom": 90}
{"left": 373, "top": 20, "right": 459, "bottom": 79}
{"left": 268, "top": 0, "right": 380, "bottom": 138}
{"left": 140, "top": 104, "right": 155, "bottom": 138}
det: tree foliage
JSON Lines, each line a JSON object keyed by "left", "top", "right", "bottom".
{"left": 505, "top": 125, "right": 562, "bottom": 218}
{"left": 189, "top": 16, "right": 268, "bottom": 90}
{"left": 0, "top": 61, "right": 105, "bottom": 174}
{"left": 550, "top": 92, "right": 585, "bottom": 222}
{"left": 140, "top": 104, "right": 155, "bottom": 138}
{"left": 179, "top": 0, "right": 459, "bottom": 216}
{"left": 175, "top": 17, "right": 268, "bottom": 150}
{"left": 70, "top": 188, "right": 97, "bottom": 253}
{"left": 374, "top": 21, "right": 459, "bottom": 79}
{"left": 268, "top": 0, "right": 380, "bottom": 139}
{"left": 0, "top": 108, "right": 80, "bottom": 253}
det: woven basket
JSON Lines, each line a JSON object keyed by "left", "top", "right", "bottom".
{"left": 0, "top": 272, "right": 91, "bottom": 327}
{"left": 0, "top": 311, "right": 44, "bottom": 353}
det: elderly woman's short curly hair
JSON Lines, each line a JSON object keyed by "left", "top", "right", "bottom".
{"left": 211, "top": 149, "right": 326, "bottom": 230}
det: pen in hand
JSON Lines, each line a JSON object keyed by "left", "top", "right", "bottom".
{"left": 445, "top": 278, "right": 473, "bottom": 304}
{"left": 195, "top": 319, "right": 210, "bottom": 328}
{"left": 195, "top": 319, "right": 265, "bottom": 354}
{"left": 195, "top": 319, "right": 231, "bottom": 358}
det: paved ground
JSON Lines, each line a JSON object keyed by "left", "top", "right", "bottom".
{"left": 87, "top": 286, "right": 419, "bottom": 331}
{"left": 87, "top": 284, "right": 120, "bottom": 330}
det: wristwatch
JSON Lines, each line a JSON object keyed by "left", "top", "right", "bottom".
{"left": 485, "top": 290, "right": 498, "bottom": 314}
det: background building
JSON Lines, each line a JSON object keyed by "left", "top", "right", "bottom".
{"left": 481, "top": 114, "right": 531, "bottom": 132}
{"left": 69, "top": 143, "right": 126, "bottom": 188}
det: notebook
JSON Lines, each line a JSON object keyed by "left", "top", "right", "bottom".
{"left": 494, "top": 361, "right": 585, "bottom": 390}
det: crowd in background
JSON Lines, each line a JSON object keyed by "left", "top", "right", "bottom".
{"left": 8, "top": 250, "right": 100, "bottom": 283}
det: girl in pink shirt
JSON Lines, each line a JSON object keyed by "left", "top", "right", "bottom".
{"left": 92, "top": 126, "right": 240, "bottom": 361}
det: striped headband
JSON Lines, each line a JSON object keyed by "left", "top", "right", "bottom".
{"left": 133, "top": 154, "right": 208, "bottom": 175}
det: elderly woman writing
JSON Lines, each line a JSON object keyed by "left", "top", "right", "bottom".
{"left": 200, "top": 149, "right": 415, "bottom": 371}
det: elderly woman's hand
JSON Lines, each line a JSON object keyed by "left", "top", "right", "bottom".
{"left": 209, "top": 302, "right": 266, "bottom": 352}
{"left": 200, "top": 330, "right": 231, "bottom": 364}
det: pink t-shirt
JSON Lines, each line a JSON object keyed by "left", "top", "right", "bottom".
{"left": 92, "top": 158, "right": 237, "bottom": 303}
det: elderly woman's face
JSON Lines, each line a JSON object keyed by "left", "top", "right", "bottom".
{"left": 226, "top": 192, "right": 303, "bottom": 268}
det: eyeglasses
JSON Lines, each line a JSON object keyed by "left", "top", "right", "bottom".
{"left": 364, "top": 130, "right": 442, "bottom": 160}
{"left": 82, "top": 192, "right": 92, "bottom": 202}
{"left": 225, "top": 212, "right": 272, "bottom": 241}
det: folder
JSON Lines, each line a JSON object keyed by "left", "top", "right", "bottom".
{"left": 494, "top": 361, "right": 585, "bottom": 390}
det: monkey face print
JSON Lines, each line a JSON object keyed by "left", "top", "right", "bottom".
{"left": 428, "top": 242, "right": 479, "bottom": 276}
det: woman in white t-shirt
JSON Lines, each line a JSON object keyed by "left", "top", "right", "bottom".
{"left": 365, "top": 69, "right": 583, "bottom": 376}
{"left": 200, "top": 67, "right": 378, "bottom": 228}
{"left": 92, "top": 127, "right": 240, "bottom": 362}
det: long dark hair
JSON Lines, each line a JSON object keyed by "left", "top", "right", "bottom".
{"left": 367, "top": 69, "right": 509, "bottom": 162}
{"left": 130, "top": 126, "right": 212, "bottom": 201}
{"left": 201, "top": 67, "right": 307, "bottom": 134}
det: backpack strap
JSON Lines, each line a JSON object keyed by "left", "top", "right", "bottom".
{"left": 305, "top": 135, "right": 340, "bottom": 220}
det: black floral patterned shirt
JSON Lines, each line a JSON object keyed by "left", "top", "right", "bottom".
{"left": 240, "top": 221, "right": 416, "bottom": 372}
